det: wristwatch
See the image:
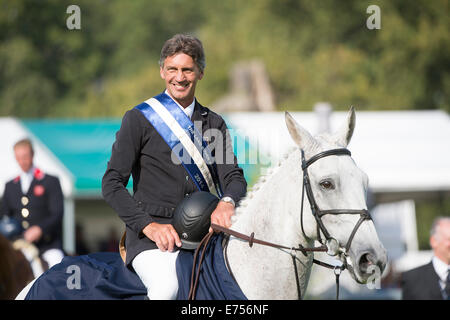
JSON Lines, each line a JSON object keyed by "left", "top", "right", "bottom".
{"left": 220, "top": 196, "right": 235, "bottom": 207}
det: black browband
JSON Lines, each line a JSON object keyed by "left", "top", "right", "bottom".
{"left": 302, "top": 148, "right": 352, "bottom": 169}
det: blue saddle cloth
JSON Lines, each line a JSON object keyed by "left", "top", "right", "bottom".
{"left": 176, "top": 233, "right": 246, "bottom": 300}
{"left": 25, "top": 234, "right": 246, "bottom": 300}
{"left": 25, "top": 252, "right": 148, "bottom": 300}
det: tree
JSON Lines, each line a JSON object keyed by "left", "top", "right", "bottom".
{"left": 0, "top": 0, "right": 448, "bottom": 117}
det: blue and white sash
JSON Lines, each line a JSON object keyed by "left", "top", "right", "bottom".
{"left": 135, "top": 92, "right": 223, "bottom": 197}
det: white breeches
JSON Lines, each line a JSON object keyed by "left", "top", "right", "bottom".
{"left": 132, "top": 249, "right": 180, "bottom": 300}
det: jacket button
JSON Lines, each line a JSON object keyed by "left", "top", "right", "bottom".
{"left": 21, "top": 196, "right": 29, "bottom": 206}
{"left": 185, "top": 176, "right": 189, "bottom": 181}
{"left": 21, "top": 208, "right": 30, "bottom": 218}
{"left": 185, "top": 193, "right": 189, "bottom": 197}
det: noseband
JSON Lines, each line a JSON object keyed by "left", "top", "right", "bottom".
{"left": 300, "top": 148, "right": 372, "bottom": 257}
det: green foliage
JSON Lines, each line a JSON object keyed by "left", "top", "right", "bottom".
{"left": 0, "top": 0, "right": 448, "bottom": 118}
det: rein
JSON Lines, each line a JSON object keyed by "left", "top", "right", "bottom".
{"left": 188, "top": 224, "right": 344, "bottom": 300}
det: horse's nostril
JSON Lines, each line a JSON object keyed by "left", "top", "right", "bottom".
{"left": 358, "top": 252, "right": 374, "bottom": 274}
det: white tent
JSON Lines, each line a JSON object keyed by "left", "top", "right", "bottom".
{"left": 225, "top": 109, "right": 450, "bottom": 197}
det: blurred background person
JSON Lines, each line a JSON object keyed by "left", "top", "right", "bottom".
{"left": 0, "top": 138, "right": 65, "bottom": 268}
{"left": 401, "top": 216, "right": 450, "bottom": 300}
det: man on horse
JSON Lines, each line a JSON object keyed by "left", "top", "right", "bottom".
{"left": 102, "top": 34, "right": 247, "bottom": 300}
{"left": 0, "top": 138, "right": 65, "bottom": 270}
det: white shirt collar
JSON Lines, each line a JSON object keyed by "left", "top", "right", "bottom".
{"left": 20, "top": 166, "right": 35, "bottom": 194}
{"left": 20, "top": 166, "right": 34, "bottom": 179}
{"left": 164, "top": 90, "right": 196, "bottom": 119}
{"left": 432, "top": 256, "right": 449, "bottom": 282}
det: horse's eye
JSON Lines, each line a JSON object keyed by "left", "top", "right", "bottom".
{"left": 319, "top": 180, "right": 334, "bottom": 190}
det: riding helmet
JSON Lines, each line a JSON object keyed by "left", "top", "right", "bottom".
{"left": 172, "top": 191, "right": 219, "bottom": 250}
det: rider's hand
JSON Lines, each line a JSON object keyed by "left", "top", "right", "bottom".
{"left": 142, "top": 222, "right": 181, "bottom": 252}
{"left": 23, "top": 225, "right": 42, "bottom": 243}
{"left": 209, "top": 201, "right": 234, "bottom": 233}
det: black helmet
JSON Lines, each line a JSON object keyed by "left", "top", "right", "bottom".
{"left": 0, "top": 216, "right": 23, "bottom": 240}
{"left": 173, "top": 191, "right": 219, "bottom": 250}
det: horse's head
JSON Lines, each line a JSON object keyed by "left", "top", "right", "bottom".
{"left": 285, "top": 108, "right": 387, "bottom": 284}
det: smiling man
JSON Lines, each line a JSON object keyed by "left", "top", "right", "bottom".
{"left": 102, "top": 34, "right": 247, "bottom": 300}
{"left": 159, "top": 49, "right": 203, "bottom": 108}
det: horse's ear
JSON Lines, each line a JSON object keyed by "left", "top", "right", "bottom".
{"left": 335, "top": 106, "right": 356, "bottom": 147}
{"left": 285, "top": 112, "right": 314, "bottom": 149}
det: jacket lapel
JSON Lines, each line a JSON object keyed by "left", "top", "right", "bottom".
{"left": 27, "top": 168, "right": 45, "bottom": 197}
{"left": 12, "top": 177, "right": 23, "bottom": 195}
{"left": 424, "top": 262, "right": 444, "bottom": 300}
{"left": 26, "top": 178, "right": 35, "bottom": 196}
{"left": 191, "top": 100, "right": 210, "bottom": 139}
{"left": 191, "top": 101, "right": 208, "bottom": 123}
{"left": 15, "top": 175, "right": 32, "bottom": 195}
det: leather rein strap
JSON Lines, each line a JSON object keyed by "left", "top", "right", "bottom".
{"left": 188, "top": 224, "right": 338, "bottom": 300}
{"left": 211, "top": 223, "right": 328, "bottom": 254}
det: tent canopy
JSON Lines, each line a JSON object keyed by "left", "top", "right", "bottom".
{"left": 1, "top": 109, "right": 449, "bottom": 198}
{"left": 22, "top": 119, "right": 119, "bottom": 198}
{"left": 0, "top": 118, "right": 73, "bottom": 197}
{"left": 225, "top": 110, "right": 450, "bottom": 195}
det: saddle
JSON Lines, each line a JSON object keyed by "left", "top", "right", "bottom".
{"left": 24, "top": 233, "right": 246, "bottom": 300}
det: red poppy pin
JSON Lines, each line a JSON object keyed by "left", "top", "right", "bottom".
{"left": 34, "top": 185, "right": 45, "bottom": 197}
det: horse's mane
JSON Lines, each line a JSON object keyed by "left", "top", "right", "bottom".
{"left": 234, "top": 131, "right": 340, "bottom": 220}
{"left": 234, "top": 145, "right": 298, "bottom": 219}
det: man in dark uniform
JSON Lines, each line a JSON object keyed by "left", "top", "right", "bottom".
{"left": 102, "top": 34, "right": 247, "bottom": 299}
{"left": 0, "top": 138, "right": 65, "bottom": 269}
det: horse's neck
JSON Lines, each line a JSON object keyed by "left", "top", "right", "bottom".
{"left": 226, "top": 149, "right": 314, "bottom": 299}
{"left": 232, "top": 149, "right": 304, "bottom": 241}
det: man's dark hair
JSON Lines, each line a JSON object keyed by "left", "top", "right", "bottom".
{"left": 159, "top": 34, "right": 206, "bottom": 72}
